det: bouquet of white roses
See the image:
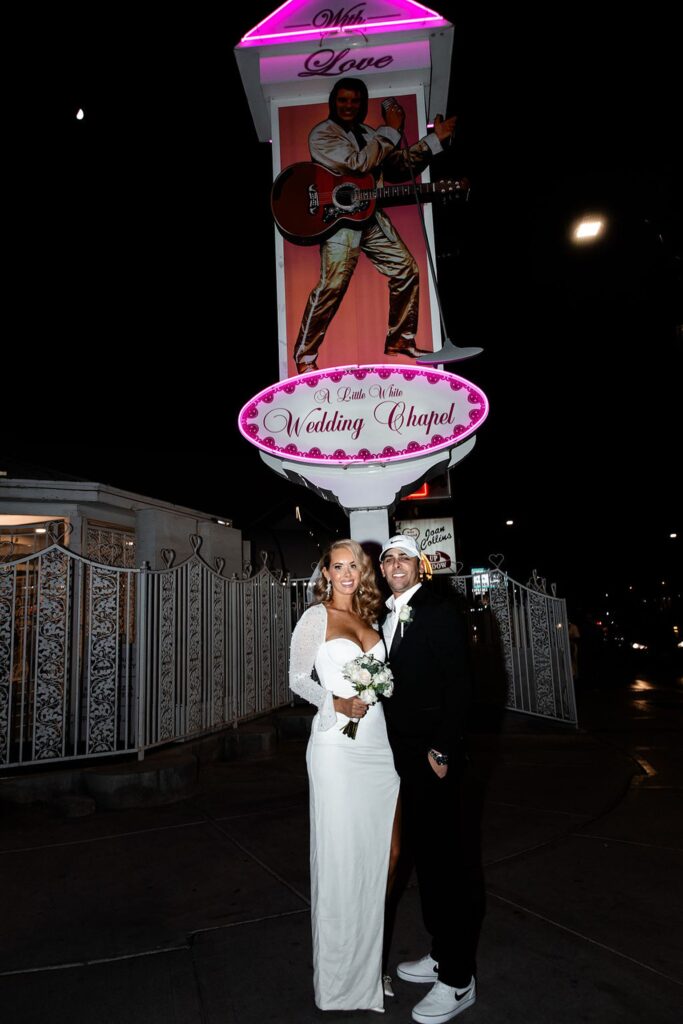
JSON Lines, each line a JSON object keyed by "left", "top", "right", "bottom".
{"left": 340, "top": 653, "right": 394, "bottom": 738}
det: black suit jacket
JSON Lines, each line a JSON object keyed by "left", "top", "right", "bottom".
{"left": 382, "top": 584, "right": 471, "bottom": 775}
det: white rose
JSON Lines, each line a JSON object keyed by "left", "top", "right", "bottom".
{"left": 358, "top": 668, "right": 372, "bottom": 686}
{"left": 383, "top": 680, "right": 394, "bottom": 697}
{"left": 359, "top": 688, "right": 376, "bottom": 704}
{"left": 348, "top": 665, "right": 362, "bottom": 683}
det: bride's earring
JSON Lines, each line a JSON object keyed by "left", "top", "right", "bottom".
{"left": 325, "top": 578, "right": 332, "bottom": 598}
{"left": 358, "top": 586, "right": 365, "bottom": 596}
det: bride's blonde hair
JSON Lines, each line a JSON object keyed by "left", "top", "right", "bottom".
{"left": 313, "top": 539, "right": 382, "bottom": 624}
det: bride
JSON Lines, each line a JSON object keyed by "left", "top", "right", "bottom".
{"left": 290, "top": 539, "right": 400, "bottom": 1012}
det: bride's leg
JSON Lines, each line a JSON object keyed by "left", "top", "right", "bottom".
{"left": 383, "top": 794, "right": 402, "bottom": 979}
{"left": 387, "top": 794, "right": 402, "bottom": 895}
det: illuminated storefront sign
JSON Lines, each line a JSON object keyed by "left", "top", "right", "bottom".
{"left": 394, "top": 517, "right": 456, "bottom": 572}
{"left": 471, "top": 568, "right": 502, "bottom": 594}
{"left": 259, "top": 40, "right": 429, "bottom": 83}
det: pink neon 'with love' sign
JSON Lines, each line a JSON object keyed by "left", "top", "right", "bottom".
{"left": 239, "top": 1, "right": 448, "bottom": 48}
{"left": 238, "top": 365, "right": 488, "bottom": 465}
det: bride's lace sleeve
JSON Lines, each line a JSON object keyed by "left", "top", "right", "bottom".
{"left": 289, "top": 603, "right": 337, "bottom": 731}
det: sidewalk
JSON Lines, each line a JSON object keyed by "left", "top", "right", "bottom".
{"left": 1, "top": 706, "right": 682, "bottom": 1024}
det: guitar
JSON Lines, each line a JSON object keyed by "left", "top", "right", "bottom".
{"left": 271, "top": 162, "right": 470, "bottom": 245}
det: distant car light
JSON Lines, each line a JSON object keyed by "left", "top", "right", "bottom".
{"left": 631, "top": 642, "right": 648, "bottom": 651}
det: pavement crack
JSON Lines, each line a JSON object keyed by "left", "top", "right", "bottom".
{"left": 200, "top": 811, "right": 311, "bottom": 907}
{"left": 187, "top": 934, "right": 210, "bottom": 1024}
{"left": 487, "top": 889, "right": 683, "bottom": 988}
{"left": 0, "top": 819, "right": 207, "bottom": 856}
{"left": 0, "top": 944, "right": 190, "bottom": 978}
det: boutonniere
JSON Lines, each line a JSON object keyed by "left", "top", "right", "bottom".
{"left": 398, "top": 604, "right": 414, "bottom": 637}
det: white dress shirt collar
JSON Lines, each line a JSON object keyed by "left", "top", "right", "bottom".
{"left": 386, "top": 582, "right": 422, "bottom": 613}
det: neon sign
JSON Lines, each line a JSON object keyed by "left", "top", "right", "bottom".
{"left": 239, "top": 0, "right": 448, "bottom": 47}
{"left": 238, "top": 365, "right": 488, "bottom": 465}
{"left": 260, "top": 40, "right": 429, "bottom": 84}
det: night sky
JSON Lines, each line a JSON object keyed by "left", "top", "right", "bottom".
{"left": 8, "top": 2, "right": 681, "bottom": 605}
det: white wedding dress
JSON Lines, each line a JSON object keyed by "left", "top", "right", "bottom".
{"left": 290, "top": 604, "right": 400, "bottom": 1011}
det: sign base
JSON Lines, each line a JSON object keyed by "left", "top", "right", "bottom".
{"left": 260, "top": 435, "right": 476, "bottom": 547}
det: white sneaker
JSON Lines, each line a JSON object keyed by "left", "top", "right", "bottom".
{"left": 411, "top": 978, "right": 476, "bottom": 1023}
{"left": 397, "top": 953, "right": 439, "bottom": 983}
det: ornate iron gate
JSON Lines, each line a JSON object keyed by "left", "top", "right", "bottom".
{"left": 136, "top": 544, "right": 291, "bottom": 751}
{"left": 0, "top": 542, "right": 293, "bottom": 769}
{"left": 453, "top": 561, "right": 577, "bottom": 724}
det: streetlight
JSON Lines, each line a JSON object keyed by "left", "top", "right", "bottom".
{"left": 571, "top": 215, "right": 606, "bottom": 243}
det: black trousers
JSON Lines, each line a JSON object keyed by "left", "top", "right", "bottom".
{"left": 399, "top": 756, "right": 482, "bottom": 988}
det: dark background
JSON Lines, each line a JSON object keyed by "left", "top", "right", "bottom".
{"left": 7, "top": 1, "right": 681, "bottom": 609}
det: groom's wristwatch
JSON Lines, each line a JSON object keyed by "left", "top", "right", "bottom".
{"left": 429, "top": 749, "right": 449, "bottom": 766}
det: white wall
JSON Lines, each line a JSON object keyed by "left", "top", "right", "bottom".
{"left": 136, "top": 508, "right": 243, "bottom": 574}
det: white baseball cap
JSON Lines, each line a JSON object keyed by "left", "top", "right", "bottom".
{"left": 379, "top": 534, "right": 420, "bottom": 561}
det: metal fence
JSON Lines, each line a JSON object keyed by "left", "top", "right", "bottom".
{"left": 137, "top": 542, "right": 291, "bottom": 752}
{"left": 0, "top": 541, "right": 293, "bottom": 769}
{"left": 0, "top": 544, "right": 576, "bottom": 770}
{"left": 452, "top": 562, "right": 577, "bottom": 724}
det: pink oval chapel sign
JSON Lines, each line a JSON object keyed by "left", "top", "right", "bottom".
{"left": 239, "top": 365, "right": 489, "bottom": 465}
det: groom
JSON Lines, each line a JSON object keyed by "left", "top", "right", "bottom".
{"left": 380, "top": 535, "right": 479, "bottom": 1023}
